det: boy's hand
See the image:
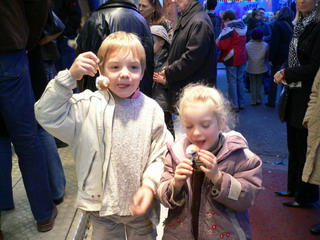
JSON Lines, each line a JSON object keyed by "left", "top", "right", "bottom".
{"left": 69, "top": 52, "right": 99, "bottom": 80}
{"left": 130, "top": 186, "right": 154, "bottom": 216}
{"left": 198, "top": 150, "right": 222, "bottom": 184}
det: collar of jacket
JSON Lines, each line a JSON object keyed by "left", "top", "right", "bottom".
{"left": 176, "top": 1, "right": 203, "bottom": 29}
{"left": 95, "top": 0, "right": 138, "bottom": 13}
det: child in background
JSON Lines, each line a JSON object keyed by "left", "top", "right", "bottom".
{"left": 35, "top": 31, "right": 173, "bottom": 240}
{"left": 157, "top": 84, "right": 262, "bottom": 240}
{"left": 151, "top": 25, "right": 174, "bottom": 136}
{"left": 246, "top": 27, "right": 269, "bottom": 106}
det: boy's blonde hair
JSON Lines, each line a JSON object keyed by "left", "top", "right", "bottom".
{"left": 177, "top": 84, "right": 234, "bottom": 131}
{"left": 97, "top": 31, "right": 146, "bottom": 75}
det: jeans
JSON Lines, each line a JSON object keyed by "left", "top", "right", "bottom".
{"left": 0, "top": 137, "right": 14, "bottom": 210}
{"left": 226, "top": 65, "right": 245, "bottom": 109}
{"left": 43, "top": 60, "right": 57, "bottom": 81}
{"left": 89, "top": 212, "right": 156, "bottom": 240}
{"left": 0, "top": 50, "right": 53, "bottom": 221}
{"left": 38, "top": 127, "right": 66, "bottom": 200}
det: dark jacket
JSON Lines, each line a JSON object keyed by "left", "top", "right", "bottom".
{"left": 165, "top": 1, "right": 215, "bottom": 108}
{"left": 76, "top": 0, "right": 154, "bottom": 96}
{"left": 268, "top": 20, "right": 293, "bottom": 66}
{"left": 284, "top": 22, "right": 320, "bottom": 128}
{"left": 207, "top": 12, "right": 221, "bottom": 40}
{"left": 0, "top": 0, "right": 48, "bottom": 52}
{"left": 53, "top": 0, "right": 82, "bottom": 39}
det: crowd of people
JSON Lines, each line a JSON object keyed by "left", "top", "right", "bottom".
{"left": 0, "top": 0, "right": 320, "bottom": 239}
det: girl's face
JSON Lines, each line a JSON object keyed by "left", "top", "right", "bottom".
{"left": 297, "top": 0, "right": 318, "bottom": 16}
{"left": 182, "top": 102, "right": 224, "bottom": 151}
{"left": 103, "top": 52, "right": 143, "bottom": 98}
{"left": 139, "top": 0, "right": 154, "bottom": 21}
{"left": 153, "top": 35, "right": 164, "bottom": 54}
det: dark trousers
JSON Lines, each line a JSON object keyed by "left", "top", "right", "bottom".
{"left": 0, "top": 50, "right": 54, "bottom": 221}
{"left": 267, "top": 64, "right": 281, "bottom": 105}
{"left": 286, "top": 123, "right": 319, "bottom": 203}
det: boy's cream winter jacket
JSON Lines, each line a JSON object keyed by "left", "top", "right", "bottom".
{"left": 35, "top": 70, "right": 172, "bottom": 215}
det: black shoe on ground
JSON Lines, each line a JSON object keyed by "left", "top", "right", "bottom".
{"left": 56, "top": 141, "right": 68, "bottom": 148}
{"left": 37, "top": 205, "right": 58, "bottom": 232}
{"left": 53, "top": 196, "right": 64, "bottom": 205}
{"left": 310, "top": 223, "right": 320, "bottom": 235}
{"left": 282, "top": 200, "right": 312, "bottom": 208}
{"left": 251, "top": 103, "right": 261, "bottom": 106}
{"left": 265, "top": 102, "right": 275, "bottom": 108}
{"left": 274, "top": 190, "right": 295, "bottom": 197}
{"left": 0, "top": 230, "right": 3, "bottom": 240}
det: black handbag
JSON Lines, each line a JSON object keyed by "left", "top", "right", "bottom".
{"left": 278, "top": 86, "right": 289, "bottom": 122}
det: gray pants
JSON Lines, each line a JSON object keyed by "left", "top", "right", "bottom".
{"left": 89, "top": 212, "right": 156, "bottom": 240}
{"left": 249, "top": 73, "right": 263, "bottom": 104}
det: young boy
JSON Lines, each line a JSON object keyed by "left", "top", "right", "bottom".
{"left": 35, "top": 31, "right": 173, "bottom": 239}
{"left": 150, "top": 25, "right": 173, "bottom": 135}
{"left": 245, "top": 27, "right": 269, "bottom": 106}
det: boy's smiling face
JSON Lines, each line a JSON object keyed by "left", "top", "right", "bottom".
{"left": 103, "top": 52, "right": 143, "bottom": 98}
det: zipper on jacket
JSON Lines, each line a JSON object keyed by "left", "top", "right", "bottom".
{"left": 82, "top": 151, "right": 97, "bottom": 191}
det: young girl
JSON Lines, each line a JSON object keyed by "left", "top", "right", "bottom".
{"left": 35, "top": 31, "right": 173, "bottom": 239}
{"left": 157, "top": 84, "right": 262, "bottom": 240}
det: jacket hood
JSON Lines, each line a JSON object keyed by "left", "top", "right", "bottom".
{"left": 226, "top": 19, "right": 247, "bottom": 36}
{"left": 219, "top": 131, "right": 248, "bottom": 159}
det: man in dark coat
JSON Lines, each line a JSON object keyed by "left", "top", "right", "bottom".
{"left": 76, "top": 0, "right": 154, "bottom": 96}
{"left": 160, "top": 0, "right": 215, "bottom": 111}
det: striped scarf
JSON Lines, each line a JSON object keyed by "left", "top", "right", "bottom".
{"left": 288, "top": 8, "right": 317, "bottom": 68}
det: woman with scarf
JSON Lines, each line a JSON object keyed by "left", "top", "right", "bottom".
{"left": 273, "top": 0, "right": 320, "bottom": 208}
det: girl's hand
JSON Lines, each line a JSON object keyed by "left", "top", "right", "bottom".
{"left": 69, "top": 52, "right": 99, "bottom": 80}
{"left": 153, "top": 72, "right": 166, "bottom": 84}
{"left": 130, "top": 186, "right": 154, "bottom": 216}
{"left": 198, "top": 150, "right": 222, "bottom": 184}
{"left": 173, "top": 158, "right": 193, "bottom": 190}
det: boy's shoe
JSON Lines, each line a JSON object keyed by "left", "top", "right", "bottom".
{"left": 37, "top": 205, "right": 58, "bottom": 232}
{"left": 0, "top": 229, "right": 3, "bottom": 240}
{"left": 265, "top": 102, "right": 275, "bottom": 108}
{"left": 53, "top": 196, "right": 64, "bottom": 205}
